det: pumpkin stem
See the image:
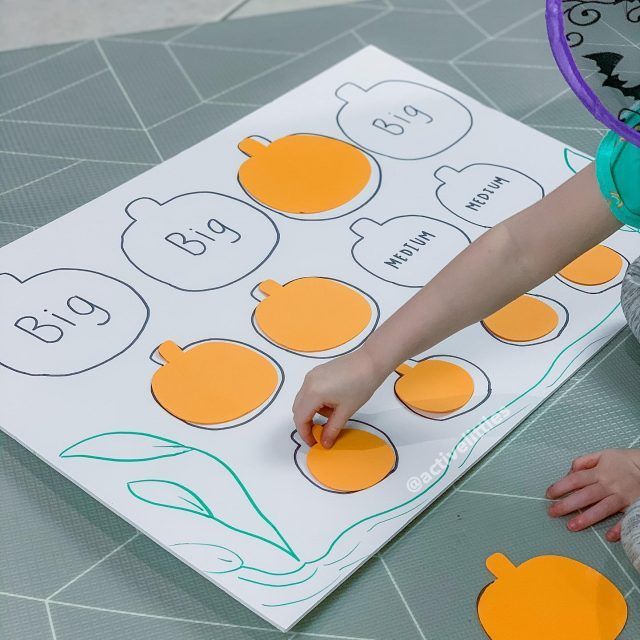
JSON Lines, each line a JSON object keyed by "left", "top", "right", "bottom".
{"left": 158, "top": 340, "right": 183, "bottom": 364}
{"left": 485, "top": 552, "right": 517, "bottom": 579}
{"left": 395, "top": 363, "right": 413, "bottom": 377}
{"left": 238, "top": 137, "right": 269, "bottom": 158}
{"left": 259, "top": 279, "right": 283, "bottom": 296}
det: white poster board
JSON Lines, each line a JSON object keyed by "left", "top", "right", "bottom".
{"left": 0, "top": 47, "right": 635, "bottom": 630}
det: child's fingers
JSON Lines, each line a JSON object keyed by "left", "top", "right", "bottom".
{"left": 547, "top": 483, "right": 607, "bottom": 518}
{"left": 567, "top": 494, "right": 623, "bottom": 532}
{"left": 606, "top": 519, "right": 622, "bottom": 542}
{"left": 571, "top": 451, "right": 602, "bottom": 472}
{"left": 546, "top": 469, "right": 596, "bottom": 499}
{"left": 320, "top": 407, "right": 350, "bottom": 449}
{"left": 293, "top": 396, "right": 321, "bottom": 448}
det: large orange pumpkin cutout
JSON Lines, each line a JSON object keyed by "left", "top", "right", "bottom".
{"left": 306, "top": 424, "right": 397, "bottom": 492}
{"left": 559, "top": 245, "right": 624, "bottom": 286}
{"left": 482, "top": 294, "right": 562, "bottom": 344}
{"left": 151, "top": 339, "right": 280, "bottom": 426}
{"left": 254, "top": 278, "right": 373, "bottom": 353}
{"left": 477, "top": 552, "right": 627, "bottom": 640}
{"left": 395, "top": 359, "right": 475, "bottom": 414}
{"left": 237, "top": 134, "right": 372, "bottom": 215}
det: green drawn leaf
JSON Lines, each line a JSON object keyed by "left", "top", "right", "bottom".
{"left": 171, "top": 543, "right": 243, "bottom": 574}
{"left": 60, "top": 431, "right": 192, "bottom": 462}
{"left": 128, "top": 480, "right": 213, "bottom": 518}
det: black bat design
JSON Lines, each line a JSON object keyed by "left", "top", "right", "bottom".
{"left": 584, "top": 51, "right": 640, "bottom": 100}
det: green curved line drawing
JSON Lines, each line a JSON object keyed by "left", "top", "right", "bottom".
{"left": 61, "top": 432, "right": 298, "bottom": 561}
{"left": 239, "top": 567, "right": 318, "bottom": 588}
{"left": 261, "top": 577, "right": 341, "bottom": 608}
{"left": 170, "top": 542, "right": 243, "bottom": 574}
{"left": 130, "top": 479, "right": 296, "bottom": 559}
{"left": 563, "top": 147, "right": 593, "bottom": 174}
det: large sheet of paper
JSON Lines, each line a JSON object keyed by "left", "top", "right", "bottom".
{"left": 0, "top": 47, "right": 636, "bottom": 630}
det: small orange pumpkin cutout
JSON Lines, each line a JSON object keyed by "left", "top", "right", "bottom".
{"left": 559, "top": 245, "right": 624, "bottom": 286}
{"left": 395, "top": 359, "right": 475, "bottom": 414}
{"left": 482, "top": 295, "right": 559, "bottom": 343}
{"left": 254, "top": 278, "right": 372, "bottom": 353}
{"left": 237, "top": 134, "right": 372, "bottom": 214}
{"left": 306, "top": 424, "right": 397, "bottom": 492}
{"left": 477, "top": 552, "right": 627, "bottom": 640}
{"left": 151, "top": 339, "right": 280, "bottom": 426}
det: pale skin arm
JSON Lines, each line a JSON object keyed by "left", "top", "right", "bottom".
{"left": 294, "top": 164, "right": 620, "bottom": 445}
{"left": 293, "top": 165, "right": 640, "bottom": 537}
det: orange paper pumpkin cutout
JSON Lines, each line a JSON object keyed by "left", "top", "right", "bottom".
{"left": 306, "top": 424, "right": 397, "bottom": 492}
{"left": 151, "top": 340, "right": 279, "bottom": 426}
{"left": 559, "top": 245, "right": 624, "bottom": 286}
{"left": 395, "top": 359, "right": 475, "bottom": 414}
{"left": 238, "top": 134, "right": 372, "bottom": 214}
{"left": 254, "top": 278, "right": 372, "bottom": 353}
{"left": 477, "top": 552, "right": 627, "bottom": 640}
{"left": 482, "top": 295, "right": 559, "bottom": 343}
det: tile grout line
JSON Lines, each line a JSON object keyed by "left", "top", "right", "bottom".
{"left": 48, "top": 599, "right": 374, "bottom": 640}
{"left": 164, "top": 43, "right": 204, "bottom": 101}
{"left": 0, "top": 160, "right": 82, "bottom": 199}
{"left": 624, "top": 586, "right": 636, "bottom": 599}
{"left": 589, "top": 526, "right": 640, "bottom": 593}
{"left": 45, "top": 531, "right": 140, "bottom": 601}
{"left": 94, "top": 39, "right": 164, "bottom": 161}
{"left": 0, "top": 116, "right": 143, "bottom": 131}
{"left": 457, "top": 488, "right": 550, "bottom": 502}
{"left": 378, "top": 556, "right": 429, "bottom": 640}
{"left": 0, "top": 219, "right": 37, "bottom": 230}
{"left": 445, "top": 0, "right": 491, "bottom": 39}
{"left": 0, "top": 40, "right": 89, "bottom": 80}
{"left": 148, "top": 3, "right": 392, "bottom": 130}
{"left": 0, "top": 148, "right": 156, "bottom": 166}
{"left": 0, "top": 69, "right": 108, "bottom": 118}
{"left": 45, "top": 600, "right": 58, "bottom": 640}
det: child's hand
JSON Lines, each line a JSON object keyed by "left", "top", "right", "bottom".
{"left": 547, "top": 449, "right": 640, "bottom": 541}
{"left": 293, "top": 348, "right": 386, "bottom": 449}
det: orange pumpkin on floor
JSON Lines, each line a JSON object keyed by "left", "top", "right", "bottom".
{"left": 477, "top": 552, "right": 627, "bottom": 639}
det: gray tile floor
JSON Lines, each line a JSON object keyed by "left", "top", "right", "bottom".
{"left": 0, "top": 1, "right": 637, "bottom": 639}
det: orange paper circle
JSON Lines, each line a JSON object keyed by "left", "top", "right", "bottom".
{"left": 152, "top": 341, "right": 279, "bottom": 425}
{"left": 559, "top": 245, "right": 623, "bottom": 286}
{"left": 255, "top": 278, "right": 372, "bottom": 352}
{"left": 477, "top": 553, "right": 627, "bottom": 640}
{"left": 395, "top": 359, "right": 474, "bottom": 414}
{"left": 483, "top": 295, "right": 559, "bottom": 343}
{"left": 307, "top": 426, "right": 396, "bottom": 492}
{"left": 238, "top": 134, "right": 372, "bottom": 214}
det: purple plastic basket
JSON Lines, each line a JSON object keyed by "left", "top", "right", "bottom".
{"left": 546, "top": 0, "right": 640, "bottom": 147}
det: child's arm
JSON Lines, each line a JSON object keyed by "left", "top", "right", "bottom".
{"left": 293, "top": 164, "right": 621, "bottom": 448}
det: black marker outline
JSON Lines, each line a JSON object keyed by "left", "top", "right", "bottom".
{"left": 0, "top": 268, "right": 149, "bottom": 377}
{"left": 349, "top": 214, "right": 471, "bottom": 289}
{"left": 480, "top": 293, "right": 570, "bottom": 347}
{"left": 236, "top": 133, "right": 382, "bottom": 221}
{"left": 290, "top": 418, "right": 399, "bottom": 494}
{"left": 555, "top": 247, "right": 629, "bottom": 295}
{"left": 394, "top": 354, "right": 492, "bottom": 422}
{"left": 250, "top": 276, "right": 381, "bottom": 359}
{"left": 121, "top": 191, "right": 280, "bottom": 292}
{"left": 434, "top": 162, "right": 545, "bottom": 229}
{"left": 149, "top": 337, "right": 285, "bottom": 431}
{"left": 335, "top": 79, "right": 473, "bottom": 161}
